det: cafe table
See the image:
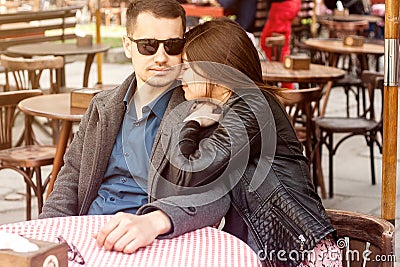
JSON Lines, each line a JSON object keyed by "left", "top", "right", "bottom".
{"left": 18, "top": 93, "right": 86, "bottom": 198}
{"left": 0, "top": 215, "right": 262, "bottom": 267}
{"left": 261, "top": 61, "right": 346, "bottom": 115}
{"left": 317, "top": 14, "right": 383, "bottom": 24}
{"left": 302, "top": 38, "right": 384, "bottom": 71}
{"left": 261, "top": 61, "right": 345, "bottom": 84}
{"left": 6, "top": 43, "right": 110, "bottom": 87}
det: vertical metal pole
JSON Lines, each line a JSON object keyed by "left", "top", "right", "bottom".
{"left": 96, "top": 0, "right": 103, "bottom": 85}
{"left": 381, "top": 0, "right": 399, "bottom": 225}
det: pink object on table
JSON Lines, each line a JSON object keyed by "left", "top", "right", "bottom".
{"left": 0, "top": 215, "right": 262, "bottom": 267}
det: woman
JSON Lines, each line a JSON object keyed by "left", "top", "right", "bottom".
{"left": 154, "top": 18, "right": 341, "bottom": 266}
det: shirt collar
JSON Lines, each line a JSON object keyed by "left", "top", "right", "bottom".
{"left": 123, "top": 78, "right": 136, "bottom": 109}
{"left": 123, "top": 77, "right": 179, "bottom": 119}
{"left": 150, "top": 85, "right": 174, "bottom": 119}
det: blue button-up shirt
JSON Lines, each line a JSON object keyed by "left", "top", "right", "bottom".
{"left": 88, "top": 81, "right": 174, "bottom": 215}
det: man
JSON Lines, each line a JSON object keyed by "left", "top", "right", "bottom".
{"left": 40, "top": 0, "right": 229, "bottom": 254}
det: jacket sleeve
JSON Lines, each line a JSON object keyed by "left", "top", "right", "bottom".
{"left": 166, "top": 95, "right": 264, "bottom": 188}
{"left": 137, "top": 188, "right": 231, "bottom": 239}
{"left": 39, "top": 101, "right": 96, "bottom": 218}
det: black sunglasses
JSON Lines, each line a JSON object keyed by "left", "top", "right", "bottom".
{"left": 127, "top": 37, "right": 185, "bottom": 56}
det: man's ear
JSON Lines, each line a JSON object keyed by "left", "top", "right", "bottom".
{"left": 122, "top": 36, "right": 132, "bottom": 59}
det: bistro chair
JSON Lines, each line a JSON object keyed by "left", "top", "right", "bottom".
{"left": 264, "top": 33, "right": 286, "bottom": 62}
{"left": 0, "top": 90, "right": 56, "bottom": 220}
{"left": 315, "top": 71, "right": 383, "bottom": 198}
{"left": 326, "top": 209, "right": 394, "bottom": 267}
{"left": 324, "top": 20, "right": 370, "bottom": 118}
{"left": 0, "top": 54, "right": 64, "bottom": 94}
{"left": 320, "top": 19, "right": 370, "bottom": 39}
{"left": 278, "top": 86, "right": 326, "bottom": 197}
{"left": 1, "top": 54, "right": 65, "bottom": 144}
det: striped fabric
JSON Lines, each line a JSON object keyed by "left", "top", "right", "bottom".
{"left": 0, "top": 215, "right": 262, "bottom": 267}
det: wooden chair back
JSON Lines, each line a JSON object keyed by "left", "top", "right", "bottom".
{"left": 360, "top": 70, "right": 384, "bottom": 121}
{"left": 265, "top": 33, "right": 286, "bottom": 61}
{"left": 0, "top": 54, "right": 64, "bottom": 93}
{"left": 0, "top": 90, "right": 42, "bottom": 150}
{"left": 322, "top": 20, "right": 369, "bottom": 38}
{"left": 278, "top": 87, "right": 325, "bottom": 196}
{"left": 278, "top": 87, "right": 322, "bottom": 160}
{"left": 326, "top": 209, "right": 394, "bottom": 267}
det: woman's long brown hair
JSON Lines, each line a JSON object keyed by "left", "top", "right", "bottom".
{"left": 184, "top": 18, "right": 280, "bottom": 95}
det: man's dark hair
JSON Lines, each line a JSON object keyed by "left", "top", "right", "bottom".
{"left": 126, "top": 0, "right": 186, "bottom": 34}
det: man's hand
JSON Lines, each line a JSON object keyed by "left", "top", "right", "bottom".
{"left": 184, "top": 100, "right": 222, "bottom": 127}
{"left": 93, "top": 210, "right": 171, "bottom": 254}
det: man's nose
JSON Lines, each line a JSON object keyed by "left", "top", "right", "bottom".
{"left": 153, "top": 43, "right": 168, "bottom": 64}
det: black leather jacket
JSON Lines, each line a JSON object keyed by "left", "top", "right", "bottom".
{"left": 159, "top": 89, "right": 335, "bottom": 266}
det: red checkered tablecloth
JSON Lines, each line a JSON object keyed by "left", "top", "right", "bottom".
{"left": 0, "top": 215, "right": 262, "bottom": 267}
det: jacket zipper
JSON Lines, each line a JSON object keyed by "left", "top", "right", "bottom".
{"left": 271, "top": 205, "right": 306, "bottom": 252}
{"left": 231, "top": 201, "right": 265, "bottom": 251}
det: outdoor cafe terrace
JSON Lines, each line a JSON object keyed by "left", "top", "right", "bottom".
{"left": 0, "top": 0, "right": 399, "bottom": 266}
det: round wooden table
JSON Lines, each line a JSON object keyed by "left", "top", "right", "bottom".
{"left": 302, "top": 38, "right": 384, "bottom": 70}
{"left": 262, "top": 61, "right": 346, "bottom": 116}
{"left": 18, "top": 93, "right": 86, "bottom": 198}
{"left": 7, "top": 43, "right": 110, "bottom": 87}
{"left": 317, "top": 14, "right": 383, "bottom": 23}
{"left": 261, "top": 61, "right": 345, "bottom": 84}
{"left": 0, "top": 215, "right": 262, "bottom": 267}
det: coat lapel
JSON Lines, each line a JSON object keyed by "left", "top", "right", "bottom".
{"left": 148, "top": 86, "right": 187, "bottom": 197}
{"left": 87, "top": 74, "right": 133, "bottom": 200}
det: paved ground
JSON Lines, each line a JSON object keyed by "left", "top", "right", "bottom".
{"left": 0, "top": 55, "right": 399, "bottom": 263}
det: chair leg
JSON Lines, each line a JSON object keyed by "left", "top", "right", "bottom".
{"left": 314, "top": 141, "right": 327, "bottom": 199}
{"left": 328, "top": 133, "right": 334, "bottom": 198}
{"left": 355, "top": 86, "right": 360, "bottom": 116}
{"left": 34, "top": 167, "right": 44, "bottom": 215}
{"left": 361, "top": 86, "right": 366, "bottom": 116}
{"left": 345, "top": 87, "right": 350, "bottom": 117}
{"left": 25, "top": 170, "right": 32, "bottom": 221}
{"left": 370, "top": 138, "right": 376, "bottom": 185}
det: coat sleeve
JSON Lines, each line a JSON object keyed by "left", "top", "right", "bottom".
{"left": 137, "top": 188, "right": 231, "bottom": 239}
{"left": 166, "top": 95, "right": 265, "bottom": 188}
{"left": 39, "top": 101, "right": 96, "bottom": 218}
{"left": 142, "top": 92, "right": 274, "bottom": 238}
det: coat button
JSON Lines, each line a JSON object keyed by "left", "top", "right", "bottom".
{"left": 110, "top": 197, "right": 115, "bottom": 201}
{"left": 121, "top": 177, "right": 127, "bottom": 183}
{"left": 188, "top": 207, "right": 196, "bottom": 212}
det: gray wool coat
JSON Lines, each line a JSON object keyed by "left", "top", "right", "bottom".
{"left": 40, "top": 73, "right": 230, "bottom": 238}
